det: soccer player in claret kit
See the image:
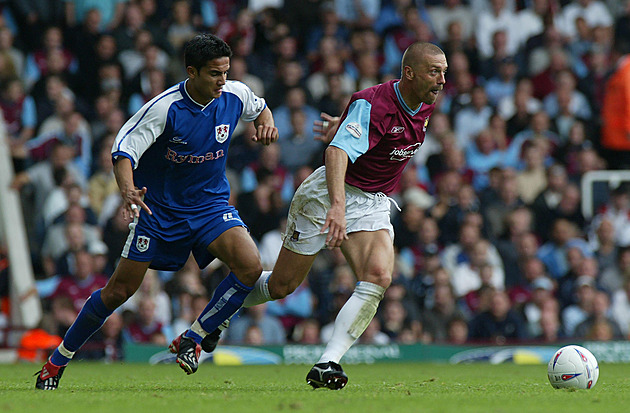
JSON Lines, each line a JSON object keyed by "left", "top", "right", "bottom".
{"left": 35, "top": 33, "right": 278, "bottom": 389}
{"left": 226, "top": 42, "right": 447, "bottom": 389}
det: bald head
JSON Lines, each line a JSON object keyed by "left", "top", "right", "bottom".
{"left": 401, "top": 42, "right": 445, "bottom": 73}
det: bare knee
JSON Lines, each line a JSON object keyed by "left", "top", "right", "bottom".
{"left": 268, "top": 277, "right": 299, "bottom": 300}
{"left": 233, "top": 262, "right": 263, "bottom": 287}
{"left": 361, "top": 267, "right": 392, "bottom": 289}
{"left": 101, "top": 283, "right": 134, "bottom": 309}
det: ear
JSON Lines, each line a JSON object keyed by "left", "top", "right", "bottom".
{"left": 404, "top": 65, "right": 414, "bottom": 80}
{"left": 186, "top": 66, "right": 197, "bottom": 79}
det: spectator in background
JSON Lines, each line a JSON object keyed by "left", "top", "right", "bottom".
{"left": 468, "top": 289, "right": 528, "bottom": 343}
{"left": 167, "top": 0, "right": 196, "bottom": 52}
{"left": 483, "top": 169, "right": 525, "bottom": 240}
{"left": 379, "top": 298, "right": 422, "bottom": 343}
{"left": 123, "top": 298, "right": 167, "bottom": 345}
{"left": 537, "top": 300, "right": 565, "bottom": 342}
{"left": 516, "top": 144, "right": 547, "bottom": 205}
{"left": 227, "top": 303, "right": 286, "bottom": 344}
{"left": 120, "top": 270, "right": 172, "bottom": 335}
{"left": 451, "top": 240, "right": 505, "bottom": 298}
{"left": 495, "top": 207, "right": 535, "bottom": 288}
{"left": 556, "top": 0, "right": 613, "bottom": 42}
{"left": 531, "top": 165, "right": 569, "bottom": 241}
{"left": 11, "top": 142, "right": 86, "bottom": 251}
{"left": 590, "top": 218, "right": 618, "bottom": 276}
{"left": 474, "top": 0, "right": 519, "bottom": 60}
{"left": 2, "top": 77, "right": 37, "bottom": 172}
{"left": 600, "top": 247, "right": 630, "bottom": 296}
{"left": 41, "top": 205, "right": 101, "bottom": 272}
{"left": 278, "top": 108, "right": 324, "bottom": 172}
{"left": 427, "top": 0, "right": 474, "bottom": 43}
{"left": 266, "top": 279, "right": 315, "bottom": 339}
{"left": 422, "top": 283, "right": 468, "bottom": 342}
{"left": 520, "top": 276, "right": 555, "bottom": 337}
{"left": 562, "top": 275, "right": 597, "bottom": 336}
{"left": 273, "top": 87, "right": 320, "bottom": 145}
{"left": 574, "top": 290, "right": 623, "bottom": 339}
{"left": 51, "top": 249, "right": 109, "bottom": 314}
{"left": 483, "top": 56, "right": 517, "bottom": 106}
{"left": 26, "top": 111, "right": 92, "bottom": 180}
{"left": 543, "top": 69, "right": 591, "bottom": 122}
{"left": 591, "top": 185, "right": 630, "bottom": 248}
{"left": 454, "top": 86, "right": 492, "bottom": 150}
{"left": 500, "top": 78, "right": 541, "bottom": 134}
{"left": 88, "top": 138, "right": 118, "bottom": 217}
{"left": 538, "top": 219, "right": 593, "bottom": 280}
{"left": 441, "top": 221, "right": 503, "bottom": 275}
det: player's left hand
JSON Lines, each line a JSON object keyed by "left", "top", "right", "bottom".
{"left": 252, "top": 124, "right": 278, "bottom": 146}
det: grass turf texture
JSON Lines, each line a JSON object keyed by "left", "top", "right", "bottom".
{"left": 2, "top": 362, "right": 630, "bottom": 413}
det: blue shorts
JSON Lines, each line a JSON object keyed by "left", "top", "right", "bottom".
{"left": 121, "top": 201, "right": 247, "bottom": 271}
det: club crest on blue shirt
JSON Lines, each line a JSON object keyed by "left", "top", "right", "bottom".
{"left": 136, "top": 236, "right": 150, "bottom": 252}
{"left": 215, "top": 124, "right": 230, "bottom": 143}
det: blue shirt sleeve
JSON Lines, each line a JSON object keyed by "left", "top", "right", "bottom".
{"left": 329, "top": 99, "right": 372, "bottom": 163}
{"left": 21, "top": 95, "right": 36, "bottom": 128}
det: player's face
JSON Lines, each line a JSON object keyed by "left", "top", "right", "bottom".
{"left": 412, "top": 53, "right": 448, "bottom": 105}
{"left": 187, "top": 56, "right": 230, "bottom": 103}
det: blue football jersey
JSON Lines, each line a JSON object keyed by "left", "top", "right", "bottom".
{"left": 112, "top": 80, "right": 266, "bottom": 212}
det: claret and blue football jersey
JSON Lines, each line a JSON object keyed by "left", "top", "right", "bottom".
{"left": 329, "top": 80, "right": 435, "bottom": 195}
{"left": 112, "top": 79, "right": 266, "bottom": 212}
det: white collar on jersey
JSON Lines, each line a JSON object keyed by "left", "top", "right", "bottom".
{"left": 183, "top": 79, "right": 215, "bottom": 111}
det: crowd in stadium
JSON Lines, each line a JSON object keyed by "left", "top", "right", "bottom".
{"left": 1, "top": 0, "right": 630, "bottom": 360}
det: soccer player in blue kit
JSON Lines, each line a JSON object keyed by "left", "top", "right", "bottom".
{"left": 35, "top": 33, "right": 278, "bottom": 389}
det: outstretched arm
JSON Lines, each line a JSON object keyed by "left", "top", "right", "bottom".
{"left": 114, "top": 157, "right": 152, "bottom": 220}
{"left": 252, "top": 107, "right": 279, "bottom": 145}
{"left": 322, "top": 145, "right": 349, "bottom": 248}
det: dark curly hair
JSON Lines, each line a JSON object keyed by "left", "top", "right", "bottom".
{"left": 184, "top": 33, "right": 232, "bottom": 72}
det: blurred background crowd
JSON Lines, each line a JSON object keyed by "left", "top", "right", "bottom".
{"left": 1, "top": 0, "right": 630, "bottom": 361}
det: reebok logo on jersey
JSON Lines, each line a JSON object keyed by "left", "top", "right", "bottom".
{"left": 136, "top": 236, "right": 150, "bottom": 252}
{"left": 215, "top": 124, "right": 230, "bottom": 143}
{"left": 389, "top": 142, "right": 422, "bottom": 161}
{"left": 346, "top": 122, "right": 362, "bottom": 138}
{"left": 169, "top": 136, "right": 187, "bottom": 144}
{"left": 390, "top": 126, "right": 405, "bottom": 134}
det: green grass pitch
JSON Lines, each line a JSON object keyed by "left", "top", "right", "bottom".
{"left": 2, "top": 362, "right": 630, "bottom": 413}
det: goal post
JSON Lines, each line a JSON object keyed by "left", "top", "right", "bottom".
{"left": 0, "top": 120, "right": 41, "bottom": 341}
{"left": 581, "top": 170, "right": 630, "bottom": 219}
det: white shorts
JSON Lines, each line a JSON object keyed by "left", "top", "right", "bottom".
{"left": 282, "top": 166, "right": 395, "bottom": 255}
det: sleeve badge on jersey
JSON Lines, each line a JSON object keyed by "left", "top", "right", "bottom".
{"left": 136, "top": 236, "right": 150, "bottom": 253}
{"left": 345, "top": 122, "right": 362, "bottom": 138}
{"left": 423, "top": 117, "right": 430, "bottom": 132}
{"left": 215, "top": 124, "right": 230, "bottom": 143}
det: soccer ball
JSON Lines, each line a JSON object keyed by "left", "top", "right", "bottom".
{"left": 547, "top": 345, "right": 599, "bottom": 389}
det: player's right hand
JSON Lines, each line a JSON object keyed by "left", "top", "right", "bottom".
{"left": 313, "top": 112, "right": 340, "bottom": 145}
{"left": 321, "top": 204, "right": 348, "bottom": 249}
{"left": 121, "top": 186, "right": 152, "bottom": 220}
